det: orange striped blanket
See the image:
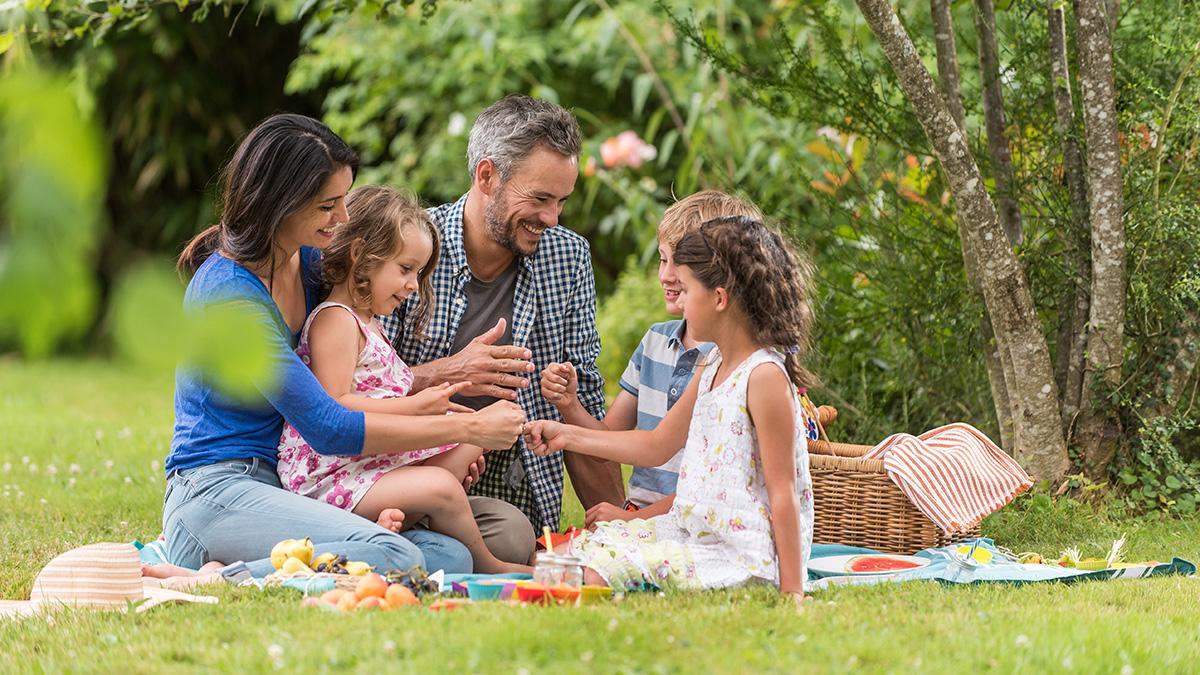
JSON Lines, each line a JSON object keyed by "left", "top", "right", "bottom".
{"left": 862, "top": 423, "right": 1033, "bottom": 534}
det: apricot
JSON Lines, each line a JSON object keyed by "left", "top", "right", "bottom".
{"left": 357, "top": 596, "right": 386, "bottom": 611}
{"left": 320, "top": 589, "right": 348, "bottom": 606}
{"left": 336, "top": 593, "right": 359, "bottom": 612}
{"left": 355, "top": 572, "right": 389, "bottom": 600}
{"left": 385, "top": 583, "right": 419, "bottom": 607}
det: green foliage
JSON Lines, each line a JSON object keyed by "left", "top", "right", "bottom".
{"left": 0, "top": 66, "right": 105, "bottom": 356}
{"left": 111, "top": 261, "right": 278, "bottom": 400}
{"left": 286, "top": 0, "right": 810, "bottom": 292}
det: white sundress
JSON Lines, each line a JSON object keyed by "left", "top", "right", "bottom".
{"left": 569, "top": 348, "right": 815, "bottom": 591}
{"left": 276, "top": 301, "right": 456, "bottom": 511}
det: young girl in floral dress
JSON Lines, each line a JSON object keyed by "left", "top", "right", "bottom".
{"left": 524, "top": 216, "right": 816, "bottom": 601}
{"left": 277, "top": 186, "right": 529, "bottom": 574}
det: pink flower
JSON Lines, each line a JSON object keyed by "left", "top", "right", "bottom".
{"left": 325, "top": 484, "right": 354, "bottom": 510}
{"left": 361, "top": 458, "right": 391, "bottom": 472}
{"left": 599, "top": 131, "right": 657, "bottom": 169}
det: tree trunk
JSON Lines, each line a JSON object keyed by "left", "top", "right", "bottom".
{"left": 930, "top": 0, "right": 1015, "bottom": 451}
{"left": 1073, "top": 0, "right": 1126, "bottom": 480}
{"left": 1155, "top": 311, "right": 1200, "bottom": 416}
{"left": 1047, "top": 0, "right": 1092, "bottom": 438}
{"left": 855, "top": 0, "right": 1070, "bottom": 482}
{"left": 974, "top": 0, "right": 1023, "bottom": 247}
{"left": 931, "top": 0, "right": 968, "bottom": 131}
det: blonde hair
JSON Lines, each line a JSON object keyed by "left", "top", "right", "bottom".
{"left": 657, "top": 190, "right": 764, "bottom": 249}
{"left": 321, "top": 185, "right": 440, "bottom": 337}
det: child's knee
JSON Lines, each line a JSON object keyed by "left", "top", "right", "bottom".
{"left": 426, "top": 470, "right": 468, "bottom": 510}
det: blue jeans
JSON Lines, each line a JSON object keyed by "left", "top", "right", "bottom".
{"left": 162, "top": 458, "right": 472, "bottom": 578}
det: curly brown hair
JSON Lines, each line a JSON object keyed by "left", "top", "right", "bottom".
{"left": 321, "top": 185, "right": 440, "bottom": 337}
{"left": 672, "top": 215, "right": 817, "bottom": 390}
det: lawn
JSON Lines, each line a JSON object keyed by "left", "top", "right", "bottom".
{"left": 1, "top": 358, "right": 1197, "bottom": 673}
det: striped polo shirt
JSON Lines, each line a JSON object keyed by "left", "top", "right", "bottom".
{"left": 618, "top": 319, "right": 715, "bottom": 508}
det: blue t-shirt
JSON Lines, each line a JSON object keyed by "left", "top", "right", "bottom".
{"left": 617, "top": 320, "right": 715, "bottom": 507}
{"left": 166, "top": 247, "right": 366, "bottom": 475}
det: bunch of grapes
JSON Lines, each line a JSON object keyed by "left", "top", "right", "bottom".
{"left": 315, "top": 555, "right": 350, "bottom": 574}
{"left": 382, "top": 566, "right": 440, "bottom": 596}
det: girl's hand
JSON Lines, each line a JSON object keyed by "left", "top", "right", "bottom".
{"left": 584, "top": 501, "right": 634, "bottom": 528}
{"left": 469, "top": 400, "right": 526, "bottom": 449}
{"left": 408, "top": 381, "right": 475, "bottom": 415}
{"left": 540, "top": 362, "right": 578, "bottom": 409}
{"left": 522, "top": 420, "right": 568, "bottom": 456}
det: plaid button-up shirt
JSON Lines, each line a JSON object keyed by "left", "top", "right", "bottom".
{"left": 379, "top": 194, "right": 605, "bottom": 530}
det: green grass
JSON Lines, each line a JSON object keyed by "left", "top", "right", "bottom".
{"left": 1, "top": 358, "right": 1198, "bottom": 673}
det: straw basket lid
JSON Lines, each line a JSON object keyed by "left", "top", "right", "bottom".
{"left": 0, "top": 543, "right": 217, "bottom": 619}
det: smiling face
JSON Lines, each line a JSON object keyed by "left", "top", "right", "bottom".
{"left": 482, "top": 146, "right": 578, "bottom": 257}
{"left": 277, "top": 165, "right": 354, "bottom": 251}
{"left": 364, "top": 227, "right": 434, "bottom": 317}
{"left": 658, "top": 240, "right": 684, "bottom": 315}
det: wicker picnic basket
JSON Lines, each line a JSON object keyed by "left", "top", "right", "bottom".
{"left": 808, "top": 407, "right": 979, "bottom": 555}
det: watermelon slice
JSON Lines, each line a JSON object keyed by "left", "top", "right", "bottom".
{"left": 846, "top": 555, "right": 924, "bottom": 573}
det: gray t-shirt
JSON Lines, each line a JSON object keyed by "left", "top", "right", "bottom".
{"left": 449, "top": 261, "right": 519, "bottom": 410}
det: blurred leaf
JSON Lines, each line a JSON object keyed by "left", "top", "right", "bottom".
{"left": 0, "top": 66, "right": 106, "bottom": 356}
{"left": 111, "top": 260, "right": 278, "bottom": 401}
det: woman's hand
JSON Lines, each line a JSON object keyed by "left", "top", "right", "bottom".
{"left": 406, "top": 381, "right": 475, "bottom": 415}
{"left": 522, "top": 420, "right": 569, "bottom": 456}
{"left": 468, "top": 400, "right": 527, "bottom": 449}
{"left": 540, "top": 362, "right": 578, "bottom": 409}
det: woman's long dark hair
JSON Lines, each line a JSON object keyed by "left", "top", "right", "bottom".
{"left": 177, "top": 113, "right": 359, "bottom": 284}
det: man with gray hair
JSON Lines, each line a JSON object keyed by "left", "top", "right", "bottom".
{"left": 381, "top": 95, "right": 624, "bottom": 565}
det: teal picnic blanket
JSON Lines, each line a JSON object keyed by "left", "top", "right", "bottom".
{"left": 808, "top": 538, "right": 1195, "bottom": 589}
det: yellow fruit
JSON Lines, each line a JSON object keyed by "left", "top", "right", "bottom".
{"left": 355, "top": 573, "right": 388, "bottom": 600}
{"left": 270, "top": 539, "right": 296, "bottom": 570}
{"left": 281, "top": 557, "right": 313, "bottom": 575}
{"left": 312, "top": 552, "right": 337, "bottom": 569}
{"left": 344, "top": 561, "right": 372, "bottom": 576}
{"left": 285, "top": 538, "right": 314, "bottom": 567}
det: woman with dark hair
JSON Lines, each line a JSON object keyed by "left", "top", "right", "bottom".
{"left": 158, "top": 113, "right": 525, "bottom": 580}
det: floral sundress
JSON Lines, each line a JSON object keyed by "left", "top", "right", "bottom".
{"left": 569, "top": 348, "right": 814, "bottom": 591}
{"left": 276, "top": 301, "right": 456, "bottom": 511}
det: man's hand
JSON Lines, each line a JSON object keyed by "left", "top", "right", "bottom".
{"left": 584, "top": 501, "right": 634, "bottom": 528}
{"left": 468, "top": 400, "right": 526, "bottom": 449}
{"left": 407, "top": 382, "right": 475, "bottom": 415}
{"left": 442, "top": 319, "right": 534, "bottom": 400}
{"left": 522, "top": 420, "right": 568, "bottom": 456}
{"left": 540, "top": 361, "right": 579, "bottom": 409}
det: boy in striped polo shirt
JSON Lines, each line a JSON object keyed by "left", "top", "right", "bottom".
{"left": 540, "top": 191, "right": 764, "bottom": 526}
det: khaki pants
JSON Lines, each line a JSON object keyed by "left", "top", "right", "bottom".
{"left": 470, "top": 495, "right": 536, "bottom": 565}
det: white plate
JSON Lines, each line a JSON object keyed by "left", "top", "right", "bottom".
{"left": 808, "top": 554, "right": 930, "bottom": 576}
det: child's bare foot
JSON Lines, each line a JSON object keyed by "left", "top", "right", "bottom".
{"left": 141, "top": 560, "right": 225, "bottom": 579}
{"left": 376, "top": 508, "right": 405, "bottom": 532}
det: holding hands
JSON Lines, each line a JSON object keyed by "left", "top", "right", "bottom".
{"left": 522, "top": 419, "right": 569, "bottom": 456}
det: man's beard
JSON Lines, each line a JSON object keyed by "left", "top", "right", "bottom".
{"left": 484, "top": 188, "right": 541, "bottom": 258}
